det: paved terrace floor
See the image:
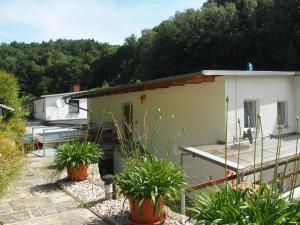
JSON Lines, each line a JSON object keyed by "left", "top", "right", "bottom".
{"left": 0, "top": 155, "right": 107, "bottom": 225}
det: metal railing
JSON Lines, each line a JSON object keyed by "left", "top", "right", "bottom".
{"left": 179, "top": 151, "right": 300, "bottom": 215}
{"left": 31, "top": 125, "right": 86, "bottom": 157}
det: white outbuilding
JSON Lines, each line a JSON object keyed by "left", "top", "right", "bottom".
{"left": 33, "top": 90, "right": 87, "bottom": 124}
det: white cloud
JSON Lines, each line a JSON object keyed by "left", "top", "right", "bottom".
{"left": 0, "top": 0, "right": 204, "bottom": 44}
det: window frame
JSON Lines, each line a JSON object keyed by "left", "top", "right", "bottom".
{"left": 244, "top": 99, "right": 259, "bottom": 129}
{"left": 277, "top": 101, "right": 288, "bottom": 127}
{"left": 68, "top": 100, "right": 80, "bottom": 113}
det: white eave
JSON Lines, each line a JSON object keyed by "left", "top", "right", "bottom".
{"left": 202, "top": 70, "right": 296, "bottom": 76}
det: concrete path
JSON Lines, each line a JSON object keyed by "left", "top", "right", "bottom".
{"left": 0, "top": 155, "right": 107, "bottom": 225}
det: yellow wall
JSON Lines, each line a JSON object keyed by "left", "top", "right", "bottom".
{"left": 88, "top": 76, "right": 226, "bottom": 184}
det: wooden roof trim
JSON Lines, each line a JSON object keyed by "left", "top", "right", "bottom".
{"left": 73, "top": 75, "right": 215, "bottom": 99}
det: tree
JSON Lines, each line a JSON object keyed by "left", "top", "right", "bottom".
{"left": 0, "top": 70, "right": 20, "bottom": 118}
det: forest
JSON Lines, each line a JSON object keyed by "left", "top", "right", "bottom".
{"left": 0, "top": 0, "right": 299, "bottom": 97}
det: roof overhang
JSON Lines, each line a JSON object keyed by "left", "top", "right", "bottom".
{"left": 202, "top": 70, "right": 296, "bottom": 76}
{"left": 68, "top": 69, "right": 297, "bottom": 99}
{"left": 70, "top": 72, "right": 215, "bottom": 99}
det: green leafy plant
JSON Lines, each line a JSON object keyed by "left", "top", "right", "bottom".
{"left": 190, "top": 183, "right": 247, "bottom": 224}
{"left": 115, "top": 155, "right": 186, "bottom": 205}
{"left": 113, "top": 109, "right": 186, "bottom": 216}
{"left": 190, "top": 184, "right": 300, "bottom": 225}
{"left": 54, "top": 141, "right": 103, "bottom": 171}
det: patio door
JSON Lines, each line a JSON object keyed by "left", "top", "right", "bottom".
{"left": 123, "top": 103, "right": 133, "bottom": 138}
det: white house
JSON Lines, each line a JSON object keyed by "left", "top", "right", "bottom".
{"left": 33, "top": 92, "right": 88, "bottom": 124}
{"left": 69, "top": 70, "right": 300, "bottom": 186}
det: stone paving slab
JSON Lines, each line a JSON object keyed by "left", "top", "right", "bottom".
{"left": 39, "top": 200, "right": 78, "bottom": 216}
{"left": 11, "top": 208, "right": 106, "bottom": 225}
{"left": 0, "top": 155, "right": 107, "bottom": 225}
{"left": 9, "top": 196, "right": 53, "bottom": 211}
{"left": 29, "top": 208, "right": 43, "bottom": 217}
{"left": 0, "top": 202, "right": 12, "bottom": 215}
{"left": 1, "top": 210, "right": 31, "bottom": 224}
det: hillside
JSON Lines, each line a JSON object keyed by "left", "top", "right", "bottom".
{"left": 0, "top": 0, "right": 299, "bottom": 97}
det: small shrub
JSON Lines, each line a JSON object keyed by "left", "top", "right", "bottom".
{"left": 190, "top": 184, "right": 300, "bottom": 225}
{"left": 0, "top": 135, "right": 23, "bottom": 196}
{"left": 54, "top": 141, "right": 103, "bottom": 171}
{"left": 115, "top": 155, "right": 186, "bottom": 203}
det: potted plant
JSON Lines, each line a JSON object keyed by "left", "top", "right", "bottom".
{"left": 54, "top": 141, "right": 103, "bottom": 181}
{"left": 115, "top": 155, "right": 186, "bottom": 225}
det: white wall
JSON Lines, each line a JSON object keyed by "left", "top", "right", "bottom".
{"left": 225, "top": 76, "right": 296, "bottom": 141}
{"left": 45, "top": 96, "right": 87, "bottom": 121}
{"left": 88, "top": 77, "right": 225, "bottom": 184}
{"left": 33, "top": 98, "right": 46, "bottom": 120}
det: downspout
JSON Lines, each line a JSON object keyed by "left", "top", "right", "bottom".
{"left": 63, "top": 97, "right": 89, "bottom": 112}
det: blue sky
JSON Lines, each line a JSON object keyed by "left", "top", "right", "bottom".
{"left": 0, "top": 0, "right": 205, "bottom": 45}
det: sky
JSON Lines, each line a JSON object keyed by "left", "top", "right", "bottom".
{"left": 0, "top": 0, "right": 205, "bottom": 45}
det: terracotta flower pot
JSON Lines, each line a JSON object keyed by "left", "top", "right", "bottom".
{"left": 128, "top": 197, "right": 166, "bottom": 225}
{"left": 67, "top": 163, "right": 88, "bottom": 181}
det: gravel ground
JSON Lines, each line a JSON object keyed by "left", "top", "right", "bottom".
{"left": 58, "top": 177, "right": 194, "bottom": 225}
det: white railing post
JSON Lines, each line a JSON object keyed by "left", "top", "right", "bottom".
{"left": 43, "top": 128, "right": 45, "bottom": 157}
{"left": 180, "top": 152, "right": 186, "bottom": 215}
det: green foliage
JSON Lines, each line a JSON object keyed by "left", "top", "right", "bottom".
{"left": 0, "top": 134, "right": 23, "bottom": 196}
{"left": 115, "top": 155, "right": 186, "bottom": 205}
{"left": 190, "top": 184, "right": 300, "bottom": 225}
{"left": 1, "top": 0, "right": 300, "bottom": 97}
{"left": 0, "top": 70, "right": 20, "bottom": 117}
{"left": 54, "top": 141, "right": 103, "bottom": 171}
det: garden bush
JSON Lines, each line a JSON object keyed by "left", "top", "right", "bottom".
{"left": 0, "top": 70, "right": 24, "bottom": 195}
{"left": 190, "top": 184, "right": 300, "bottom": 224}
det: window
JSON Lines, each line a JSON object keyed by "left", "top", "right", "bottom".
{"left": 123, "top": 103, "right": 133, "bottom": 138}
{"left": 42, "top": 103, "right": 45, "bottom": 112}
{"left": 244, "top": 100, "right": 258, "bottom": 128}
{"left": 69, "top": 100, "right": 79, "bottom": 113}
{"left": 277, "top": 101, "right": 288, "bottom": 127}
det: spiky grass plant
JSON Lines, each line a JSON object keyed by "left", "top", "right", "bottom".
{"left": 258, "top": 114, "right": 264, "bottom": 186}
{"left": 253, "top": 114, "right": 259, "bottom": 186}
{"left": 54, "top": 141, "right": 103, "bottom": 171}
{"left": 113, "top": 109, "right": 186, "bottom": 214}
{"left": 190, "top": 184, "right": 300, "bottom": 225}
{"left": 290, "top": 116, "right": 300, "bottom": 200}
{"left": 224, "top": 96, "right": 229, "bottom": 185}
{"left": 245, "top": 184, "right": 296, "bottom": 225}
{"left": 236, "top": 118, "right": 241, "bottom": 185}
{"left": 190, "top": 184, "right": 247, "bottom": 225}
{"left": 272, "top": 123, "right": 283, "bottom": 191}
{"left": 115, "top": 155, "right": 186, "bottom": 211}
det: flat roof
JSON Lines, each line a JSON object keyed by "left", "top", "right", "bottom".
{"left": 70, "top": 72, "right": 215, "bottom": 99}
{"left": 33, "top": 91, "right": 88, "bottom": 101}
{"left": 69, "top": 70, "right": 297, "bottom": 99}
{"left": 202, "top": 70, "right": 296, "bottom": 76}
{"left": 182, "top": 135, "right": 299, "bottom": 173}
{"left": 41, "top": 91, "right": 87, "bottom": 98}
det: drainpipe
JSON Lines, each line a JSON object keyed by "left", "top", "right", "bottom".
{"left": 63, "top": 97, "right": 89, "bottom": 112}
